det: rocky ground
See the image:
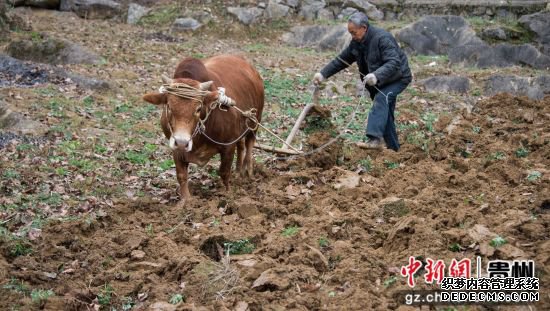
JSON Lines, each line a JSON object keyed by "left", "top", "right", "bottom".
{"left": 0, "top": 1, "right": 549, "bottom": 310}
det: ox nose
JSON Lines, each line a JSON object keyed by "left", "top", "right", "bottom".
{"left": 174, "top": 138, "right": 190, "bottom": 148}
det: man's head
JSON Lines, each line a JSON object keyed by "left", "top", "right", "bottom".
{"left": 347, "top": 12, "right": 369, "bottom": 42}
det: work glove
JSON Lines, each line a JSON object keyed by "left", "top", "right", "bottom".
{"left": 364, "top": 73, "right": 377, "bottom": 86}
{"left": 313, "top": 72, "right": 324, "bottom": 85}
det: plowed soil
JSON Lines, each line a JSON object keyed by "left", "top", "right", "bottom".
{"left": 0, "top": 6, "right": 548, "bottom": 311}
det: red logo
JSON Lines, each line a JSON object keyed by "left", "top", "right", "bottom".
{"left": 449, "top": 258, "right": 472, "bottom": 278}
{"left": 424, "top": 258, "right": 446, "bottom": 284}
{"left": 401, "top": 256, "right": 423, "bottom": 288}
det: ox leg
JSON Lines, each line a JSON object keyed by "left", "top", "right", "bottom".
{"left": 219, "top": 148, "right": 235, "bottom": 192}
{"left": 236, "top": 139, "right": 245, "bottom": 176}
{"left": 243, "top": 132, "right": 256, "bottom": 178}
{"left": 174, "top": 155, "right": 191, "bottom": 201}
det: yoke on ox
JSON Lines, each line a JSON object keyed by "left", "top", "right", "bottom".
{"left": 143, "top": 55, "right": 264, "bottom": 202}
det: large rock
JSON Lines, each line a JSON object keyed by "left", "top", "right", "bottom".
{"left": 60, "top": 0, "right": 121, "bottom": 19}
{"left": 396, "top": 15, "right": 484, "bottom": 55}
{"left": 0, "top": 1, "right": 10, "bottom": 32}
{"left": 484, "top": 74, "right": 550, "bottom": 100}
{"left": 227, "top": 7, "right": 263, "bottom": 25}
{"left": 0, "top": 101, "right": 48, "bottom": 136}
{"left": 299, "top": 0, "right": 326, "bottom": 20}
{"left": 5, "top": 35, "right": 101, "bottom": 65}
{"left": 519, "top": 11, "right": 550, "bottom": 46}
{"left": 343, "top": 0, "right": 384, "bottom": 20}
{"left": 0, "top": 54, "right": 110, "bottom": 90}
{"left": 420, "top": 76, "right": 470, "bottom": 94}
{"left": 266, "top": 0, "right": 290, "bottom": 20}
{"left": 172, "top": 18, "right": 202, "bottom": 32}
{"left": 338, "top": 7, "right": 358, "bottom": 19}
{"left": 126, "top": 3, "right": 149, "bottom": 24}
{"left": 450, "top": 43, "right": 550, "bottom": 70}
{"left": 481, "top": 27, "right": 507, "bottom": 41}
{"left": 282, "top": 24, "right": 350, "bottom": 52}
{"left": 21, "top": 0, "right": 60, "bottom": 9}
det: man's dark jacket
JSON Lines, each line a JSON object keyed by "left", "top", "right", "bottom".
{"left": 321, "top": 25, "right": 412, "bottom": 96}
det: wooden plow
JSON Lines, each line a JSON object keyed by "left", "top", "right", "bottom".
{"left": 254, "top": 86, "right": 325, "bottom": 156}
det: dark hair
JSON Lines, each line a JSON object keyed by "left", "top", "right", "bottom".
{"left": 348, "top": 12, "right": 369, "bottom": 28}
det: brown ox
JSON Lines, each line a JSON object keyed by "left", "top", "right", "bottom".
{"left": 143, "top": 55, "right": 264, "bottom": 202}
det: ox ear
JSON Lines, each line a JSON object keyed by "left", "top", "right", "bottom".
{"left": 143, "top": 93, "right": 167, "bottom": 106}
{"left": 199, "top": 81, "right": 213, "bottom": 91}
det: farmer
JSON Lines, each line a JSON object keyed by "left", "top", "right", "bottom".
{"left": 313, "top": 12, "right": 412, "bottom": 151}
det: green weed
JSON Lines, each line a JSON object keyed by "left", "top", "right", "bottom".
{"left": 488, "top": 151, "right": 506, "bottom": 161}
{"left": 82, "top": 95, "right": 94, "bottom": 106}
{"left": 3, "top": 278, "right": 28, "bottom": 294}
{"left": 224, "top": 239, "right": 255, "bottom": 255}
{"left": 158, "top": 159, "right": 174, "bottom": 171}
{"left": 358, "top": 157, "right": 372, "bottom": 171}
{"left": 421, "top": 112, "right": 438, "bottom": 132}
{"left": 30, "top": 289, "right": 54, "bottom": 304}
{"left": 384, "top": 160, "right": 400, "bottom": 169}
{"left": 383, "top": 276, "right": 397, "bottom": 288}
{"left": 449, "top": 243, "right": 462, "bottom": 252}
{"left": 138, "top": 4, "right": 181, "bottom": 26}
{"left": 2, "top": 169, "right": 19, "bottom": 178}
{"left": 10, "top": 241, "right": 32, "bottom": 257}
{"left": 121, "top": 297, "right": 135, "bottom": 311}
{"left": 318, "top": 236, "right": 330, "bottom": 248}
{"left": 124, "top": 151, "right": 149, "bottom": 164}
{"left": 97, "top": 284, "right": 114, "bottom": 306}
{"left": 169, "top": 293, "right": 185, "bottom": 304}
{"left": 145, "top": 224, "right": 154, "bottom": 237}
{"left": 515, "top": 147, "right": 529, "bottom": 158}
{"left": 282, "top": 226, "right": 300, "bottom": 237}
{"left": 489, "top": 236, "right": 507, "bottom": 248}
{"left": 527, "top": 171, "right": 541, "bottom": 182}
{"left": 68, "top": 158, "right": 96, "bottom": 171}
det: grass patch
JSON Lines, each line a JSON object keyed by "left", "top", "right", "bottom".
{"left": 3, "top": 278, "right": 28, "bottom": 294}
{"left": 30, "top": 289, "right": 54, "bottom": 305}
{"left": 318, "top": 236, "right": 330, "bottom": 248}
{"left": 465, "top": 16, "right": 534, "bottom": 44}
{"left": 97, "top": 283, "right": 114, "bottom": 307}
{"left": 224, "top": 239, "right": 255, "bottom": 255}
{"left": 527, "top": 171, "right": 541, "bottom": 182}
{"left": 383, "top": 276, "right": 397, "bottom": 288}
{"left": 515, "top": 147, "right": 529, "bottom": 158}
{"left": 449, "top": 243, "right": 462, "bottom": 252}
{"left": 138, "top": 4, "right": 181, "bottom": 27}
{"left": 489, "top": 236, "right": 507, "bottom": 248}
{"left": 488, "top": 151, "right": 506, "bottom": 161}
{"left": 169, "top": 293, "right": 185, "bottom": 304}
{"left": 10, "top": 240, "right": 32, "bottom": 257}
{"left": 384, "top": 160, "right": 400, "bottom": 170}
{"left": 358, "top": 157, "right": 373, "bottom": 171}
{"left": 282, "top": 225, "right": 300, "bottom": 237}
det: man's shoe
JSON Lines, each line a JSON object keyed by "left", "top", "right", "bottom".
{"left": 356, "top": 137, "right": 384, "bottom": 150}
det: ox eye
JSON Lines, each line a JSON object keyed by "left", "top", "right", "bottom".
{"left": 195, "top": 106, "right": 201, "bottom": 114}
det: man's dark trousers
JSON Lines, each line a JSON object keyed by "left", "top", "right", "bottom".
{"left": 366, "top": 80, "right": 409, "bottom": 151}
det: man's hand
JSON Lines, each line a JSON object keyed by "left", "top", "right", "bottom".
{"left": 313, "top": 72, "right": 324, "bottom": 85}
{"left": 364, "top": 73, "right": 377, "bottom": 86}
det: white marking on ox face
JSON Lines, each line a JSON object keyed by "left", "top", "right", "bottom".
{"left": 169, "top": 130, "right": 193, "bottom": 152}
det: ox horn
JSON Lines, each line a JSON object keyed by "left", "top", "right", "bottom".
{"left": 161, "top": 74, "right": 173, "bottom": 85}
{"left": 199, "top": 81, "right": 213, "bottom": 91}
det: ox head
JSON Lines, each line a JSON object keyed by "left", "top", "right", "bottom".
{"left": 143, "top": 76, "right": 216, "bottom": 152}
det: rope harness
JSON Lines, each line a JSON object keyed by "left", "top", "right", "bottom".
{"left": 159, "top": 82, "right": 259, "bottom": 146}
